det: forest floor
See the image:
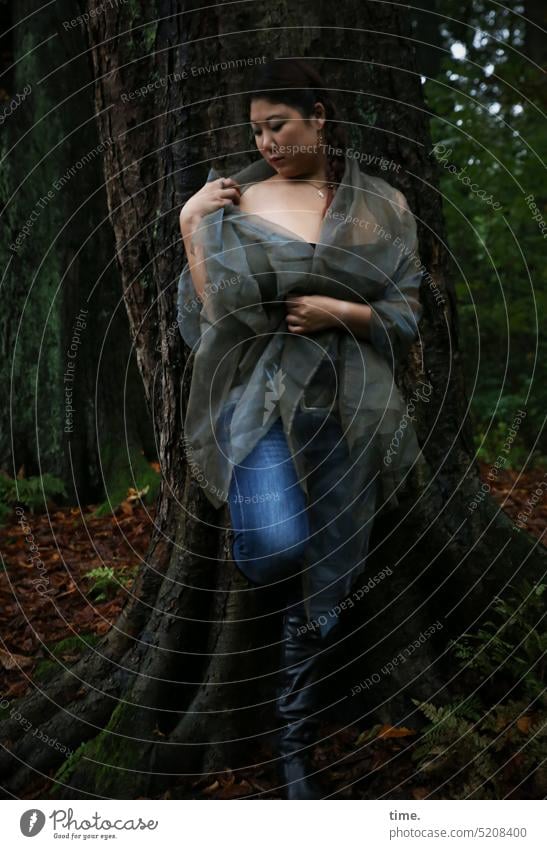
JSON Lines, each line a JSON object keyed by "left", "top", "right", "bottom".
{"left": 1, "top": 460, "right": 545, "bottom": 800}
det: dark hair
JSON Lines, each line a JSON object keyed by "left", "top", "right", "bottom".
{"left": 247, "top": 59, "right": 348, "bottom": 204}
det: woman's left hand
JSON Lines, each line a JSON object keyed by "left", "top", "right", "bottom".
{"left": 285, "top": 294, "right": 341, "bottom": 334}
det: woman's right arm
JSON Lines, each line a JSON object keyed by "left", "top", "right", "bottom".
{"left": 179, "top": 211, "right": 208, "bottom": 303}
{"left": 179, "top": 177, "right": 241, "bottom": 304}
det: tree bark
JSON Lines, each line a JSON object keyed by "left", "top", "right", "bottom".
{"left": 523, "top": 0, "right": 547, "bottom": 67}
{"left": 0, "top": 0, "right": 152, "bottom": 505}
{"left": 1, "top": 0, "right": 544, "bottom": 800}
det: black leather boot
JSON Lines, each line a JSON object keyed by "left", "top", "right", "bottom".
{"left": 275, "top": 602, "right": 326, "bottom": 799}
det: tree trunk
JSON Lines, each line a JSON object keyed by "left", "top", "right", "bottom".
{"left": 0, "top": 0, "right": 544, "bottom": 799}
{"left": 523, "top": 0, "right": 547, "bottom": 66}
{"left": 0, "top": 0, "right": 153, "bottom": 505}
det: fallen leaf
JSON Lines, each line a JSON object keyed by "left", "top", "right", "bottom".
{"left": 376, "top": 724, "right": 416, "bottom": 740}
{"left": 412, "top": 786, "right": 430, "bottom": 799}
{"left": 517, "top": 715, "right": 532, "bottom": 733}
{"left": 0, "top": 648, "right": 34, "bottom": 671}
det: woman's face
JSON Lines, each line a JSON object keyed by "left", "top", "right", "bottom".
{"left": 249, "top": 98, "right": 326, "bottom": 178}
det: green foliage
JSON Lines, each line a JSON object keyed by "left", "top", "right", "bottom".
{"left": 83, "top": 564, "right": 138, "bottom": 602}
{"left": 50, "top": 701, "right": 143, "bottom": 797}
{"left": 451, "top": 579, "right": 545, "bottom": 698}
{"left": 33, "top": 633, "right": 101, "bottom": 683}
{"left": 411, "top": 697, "right": 546, "bottom": 799}
{"left": 423, "top": 2, "right": 546, "bottom": 466}
{"left": 411, "top": 580, "right": 547, "bottom": 798}
{"left": 0, "top": 472, "right": 67, "bottom": 525}
{"left": 471, "top": 380, "right": 545, "bottom": 466}
{"left": 91, "top": 440, "right": 160, "bottom": 517}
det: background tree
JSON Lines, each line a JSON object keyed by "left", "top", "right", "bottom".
{"left": 0, "top": 0, "right": 544, "bottom": 799}
{"left": 0, "top": 0, "right": 155, "bottom": 510}
{"left": 422, "top": 0, "right": 547, "bottom": 463}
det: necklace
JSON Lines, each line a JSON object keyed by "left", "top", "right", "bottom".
{"left": 298, "top": 178, "right": 334, "bottom": 199}
{"left": 283, "top": 175, "right": 334, "bottom": 198}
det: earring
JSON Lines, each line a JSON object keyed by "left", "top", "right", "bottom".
{"left": 317, "top": 129, "right": 335, "bottom": 191}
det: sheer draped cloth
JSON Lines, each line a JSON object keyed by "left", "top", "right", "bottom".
{"left": 177, "top": 154, "right": 426, "bottom": 632}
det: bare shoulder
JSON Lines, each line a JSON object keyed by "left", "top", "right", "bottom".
{"left": 239, "top": 176, "right": 280, "bottom": 214}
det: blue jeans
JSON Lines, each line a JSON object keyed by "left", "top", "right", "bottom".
{"left": 219, "top": 404, "right": 310, "bottom": 591}
{"left": 218, "top": 393, "right": 368, "bottom": 623}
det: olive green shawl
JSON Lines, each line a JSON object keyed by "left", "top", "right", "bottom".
{"left": 178, "top": 152, "right": 425, "bottom": 510}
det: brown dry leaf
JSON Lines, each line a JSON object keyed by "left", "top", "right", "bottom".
{"left": 1, "top": 502, "right": 155, "bottom": 702}
{"left": 218, "top": 779, "right": 253, "bottom": 799}
{"left": 517, "top": 715, "right": 532, "bottom": 733}
{"left": 412, "top": 786, "right": 430, "bottom": 799}
{"left": 0, "top": 648, "right": 34, "bottom": 671}
{"left": 56, "top": 584, "right": 78, "bottom": 600}
{"left": 3, "top": 681, "right": 29, "bottom": 699}
{"left": 202, "top": 780, "right": 220, "bottom": 794}
{"left": 126, "top": 486, "right": 149, "bottom": 503}
{"left": 376, "top": 724, "right": 416, "bottom": 740}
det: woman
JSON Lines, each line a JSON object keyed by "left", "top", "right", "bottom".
{"left": 178, "top": 58, "right": 425, "bottom": 799}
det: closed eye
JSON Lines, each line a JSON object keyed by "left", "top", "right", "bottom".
{"left": 253, "top": 123, "right": 284, "bottom": 136}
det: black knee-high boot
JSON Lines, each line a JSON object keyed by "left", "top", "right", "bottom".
{"left": 275, "top": 600, "right": 327, "bottom": 800}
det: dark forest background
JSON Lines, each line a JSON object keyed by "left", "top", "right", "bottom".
{"left": 0, "top": 0, "right": 545, "bottom": 800}
{"left": 1, "top": 1, "right": 545, "bottom": 509}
